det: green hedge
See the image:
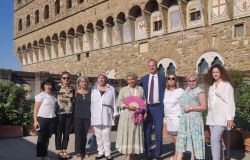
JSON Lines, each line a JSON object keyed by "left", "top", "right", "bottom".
{"left": 0, "top": 82, "right": 33, "bottom": 127}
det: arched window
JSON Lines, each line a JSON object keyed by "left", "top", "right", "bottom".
{"left": 44, "top": 5, "right": 49, "bottom": 19}
{"left": 17, "top": 0, "right": 22, "bottom": 4}
{"left": 55, "top": 0, "right": 60, "bottom": 15}
{"left": 211, "top": 57, "right": 222, "bottom": 66}
{"left": 78, "top": 0, "right": 84, "bottom": 3}
{"left": 158, "top": 58, "right": 177, "bottom": 77}
{"left": 198, "top": 59, "right": 209, "bottom": 74}
{"left": 167, "top": 62, "right": 176, "bottom": 75}
{"left": 35, "top": 10, "right": 39, "bottom": 24}
{"left": 66, "top": 0, "right": 72, "bottom": 9}
{"left": 158, "top": 64, "right": 165, "bottom": 77}
{"left": 18, "top": 19, "right": 22, "bottom": 31}
{"left": 26, "top": 15, "right": 30, "bottom": 28}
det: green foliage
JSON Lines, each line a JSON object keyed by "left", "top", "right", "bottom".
{"left": 229, "top": 70, "right": 250, "bottom": 130}
{"left": 0, "top": 82, "right": 34, "bottom": 127}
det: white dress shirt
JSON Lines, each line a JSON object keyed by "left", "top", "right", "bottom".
{"left": 206, "top": 81, "right": 236, "bottom": 126}
{"left": 147, "top": 73, "right": 159, "bottom": 104}
{"left": 35, "top": 92, "right": 56, "bottom": 118}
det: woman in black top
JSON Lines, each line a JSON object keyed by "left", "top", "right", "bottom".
{"left": 74, "top": 76, "right": 91, "bottom": 160}
{"left": 55, "top": 71, "right": 74, "bottom": 158}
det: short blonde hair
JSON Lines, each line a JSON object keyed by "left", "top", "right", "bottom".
{"left": 126, "top": 72, "right": 138, "bottom": 80}
{"left": 76, "top": 76, "right": 89, "bottom": 89}
{"left": 186, "top": 72, "right": 198, "bottom": 82}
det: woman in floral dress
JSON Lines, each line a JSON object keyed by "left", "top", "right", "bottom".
{"left": 176, "top": 73, "right": 207, "bottom": 160}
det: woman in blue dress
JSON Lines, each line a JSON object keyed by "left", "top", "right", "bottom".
{"left": 176, "top": 73, "right": 207, "bottom": 160}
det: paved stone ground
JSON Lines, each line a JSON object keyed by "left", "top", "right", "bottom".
{"left": 0, "top": 131, "right": 249, "bottom": 160}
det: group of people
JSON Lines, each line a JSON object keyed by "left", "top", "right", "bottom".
{"left": 33, "top": 59, "right": 235, "bottom": 160}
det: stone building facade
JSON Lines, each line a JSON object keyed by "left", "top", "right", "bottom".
{"left": 14, "top": 0, "right": 250, "bottom": 79}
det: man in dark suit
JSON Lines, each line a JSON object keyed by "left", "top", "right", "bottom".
{"left": 140, "top": 59, "right": 166, "bottom": 160}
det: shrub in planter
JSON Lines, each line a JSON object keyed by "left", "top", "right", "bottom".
{"left": 0, "top": 82, "right": 34, "bottom": 137}
{"left": 229, "top": 70, "right": 250, "bottom": 152}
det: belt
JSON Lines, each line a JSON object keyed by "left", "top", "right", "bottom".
{"left": 148, "top": 103, "right": 160, "bottom": 106}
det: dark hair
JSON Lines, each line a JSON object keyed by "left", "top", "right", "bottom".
{"left": 41, "top": 79, "right": 55, "bottom": 91}
{"left": 206, "top": 64, "right": 233, "bottom": 86}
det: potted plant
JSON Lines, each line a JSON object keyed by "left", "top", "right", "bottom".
{"left": 0, "top": 82, "right": 33, "bottom": 138}
{"left": 230, "top": 70, "right": 250, "bottom": 152}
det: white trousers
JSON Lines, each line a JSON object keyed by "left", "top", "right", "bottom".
{"left": 93, "top": 125, "right": 112, "bottom": 156}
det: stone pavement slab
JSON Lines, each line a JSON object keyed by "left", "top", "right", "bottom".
{"left": 0, "top": 131, "right": 249, "bottom": 160}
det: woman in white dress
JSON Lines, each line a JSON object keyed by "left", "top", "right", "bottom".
{"left": 91, "top": 73, "right": 119, "bottom": 160}
{"left": 163, "top": 73, "right": 184, "bottom": 160}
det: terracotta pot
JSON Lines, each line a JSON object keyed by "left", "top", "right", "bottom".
{"left": 0, "top": 125, "right": 23, "bottom": 138}
{"left": 241, "top": 130, "right": 250, "bottom": 152}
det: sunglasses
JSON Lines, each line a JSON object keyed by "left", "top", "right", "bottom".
{"left": 188, "top": 80, "right": 196, "bottom": 83}
{"left": 167, "top": 77, "right": 176, "bottom": 80}
{"left": 62, "top": 77, "right": 69, "bottom": 80}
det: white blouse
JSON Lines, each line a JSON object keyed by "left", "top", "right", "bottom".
{"left": 163, "top": 88, "right": 184, "bottom": 117}
{"left": 206, "top": 81, "right": 236, "bottom": 126}
{"left": 91, "top": 85, "right": 119, "bottom": 126}
{"left": 35, "top": 92, "right": 57, "bottom": 118}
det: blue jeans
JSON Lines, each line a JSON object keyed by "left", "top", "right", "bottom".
{"left": 209, "top": 125, "right": 226, "bottom": 160}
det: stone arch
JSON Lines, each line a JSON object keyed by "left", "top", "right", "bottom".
{"left": 67, "top": 28, "right": 75, "bottom": 55}
{"left": 86, "top": 23, "right": 94, "bottom": 32}
{"left": 106, "top": 69, "right": 116, "bottom": 79}
{"left": 21, "top": 45, "right": 27, "bottom": 65}
{"left": 38, "top": 38, "right": 45, "bottom": 61}
{"left": 129, "top": 5, "right": 142, "bottom": 18}
{"left": 17, "top": 47, "right": 23, "bottom": 65}
{"left": 144, "top": 0, "right": 159, "bottom": 13}
{"left": 45, "top": 36, "right": 52, "bottom": 60}
{"left": 96, "top": 20, "right": 104, "bottom": 30}
{"left": 51, "top": 33, "right": 59, "bottom": 58}
{"left": 26, "top": 15, "right": 30, "bottom": 28}
{"left": 59, "top": 31, "right": 67, "bottom": 56}
{"left": 45, "top": 36, "right": 51, "bottom": 44}
{"left": 27, "top": 43, "right": 32, "bottom": 50}
{"left": 32, "top": 41, "right": 39, "bottom": 63}
{"left": 33, "top": 41, "right": 38, "bottom": 48}
{"left": 157, "top": 58, "right": 177, "bottom": 77}
{"left": 196, "top": 51, "right": 224, "bottom": 74}
{"left": 76, "top": 25, "right": 84, "bottom": 52}
{"left": 67, "top": 28, "right": 75, "bottom": 37}
{"left": 44, "top": 5, "right": 49, "bottom": 19}
{"left": 27, "top": 43, "right": 33, "bottom": 64}
{"left": 52, "top": 33, "right": 59, "bottom": 42}
{"left": 59, "top": 31, "right": 67, "bottom": 40}
{"left": 106, "top": 16, "right": 115, "bottom": 27}
{"left": 35, "top": 10, "right": 39, "bottom": 24}
{"left": 18, "top": 18, "right": 22, "bottom": 31}
{"left": 117, "top": 12, "right": 126, "bottom": 23}
{"left": 161, "top": 0, "right": 178, "bottom": 7}
{"left": 22, "top": 45, "right": 27, "bottom": 51}
{"left": 76, "top": 25, "right": 84, "bottom": 35}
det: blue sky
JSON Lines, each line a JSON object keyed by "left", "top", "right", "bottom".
{"left": 0, "top": 1, "right": 21, "bottom": 71}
